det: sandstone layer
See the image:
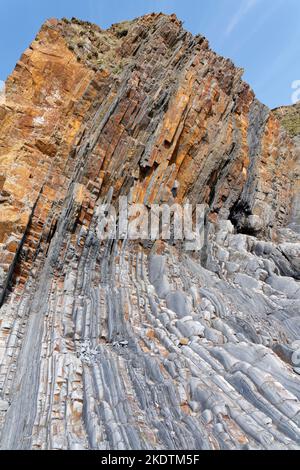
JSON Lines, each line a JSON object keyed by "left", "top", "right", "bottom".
{"left": 0, "top": 14, "right": 299, "bottom": 450}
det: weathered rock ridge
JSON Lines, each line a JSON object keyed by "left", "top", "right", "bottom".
{"left": 0, "top": 14, "right": 299, "bottom": 449}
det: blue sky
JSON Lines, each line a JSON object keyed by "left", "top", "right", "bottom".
{"left": 0, "top": 0, "right": 299, "bottom": 108}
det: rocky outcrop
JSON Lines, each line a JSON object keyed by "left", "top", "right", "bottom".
{"left": 273, "top": 102, "right": 300, "bottom": 234}
{"left": 274, "top": 102, "right": 300, "bottom": 139}
{"left": 0, "top": 14, "right": 299, "bottom": 450}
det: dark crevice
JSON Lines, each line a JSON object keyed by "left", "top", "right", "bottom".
{"left": 139, "top": 161, "right": 159, "bottom": 182}
{"left": 229, "top": 199, "right": 259, "bottom": 236}
{"left": 45, "top": 219, "right": 58, "bottom": 255}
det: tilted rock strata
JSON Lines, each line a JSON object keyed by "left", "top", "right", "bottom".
{"left": 0, "top": 14, "right": 299, "bottom": 449}
{"left": 273, "top": 102, "right": 300, "bottom": 234}
{"left": 0, "top": 14, "right": 298, "bottom": 300}
{"left": 274, "top": 102, "right": 300, "bottom": 139}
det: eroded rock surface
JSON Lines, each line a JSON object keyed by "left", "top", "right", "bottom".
{"left": 0, "top": 14, "right": 299, "bottom": 450}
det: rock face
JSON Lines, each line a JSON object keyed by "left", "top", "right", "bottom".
{"left": 274, "top": 102, "right": 300, "bottom": 234}
{"left": 0, "top": 14, "right": 299, "bottom": 450}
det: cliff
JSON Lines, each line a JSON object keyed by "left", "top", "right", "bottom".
{"left": 274, "top": 102, "right": 300, "bottom": 234}
{"left": 0, "top": 14, "right": 299, "bottom": 450}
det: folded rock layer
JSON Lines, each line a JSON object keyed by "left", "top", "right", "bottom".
{"left": 0, "top": 14, "right": 299, "bottom": 449}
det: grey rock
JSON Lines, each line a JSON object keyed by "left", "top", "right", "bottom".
{"left": 0, "top": 401, "right": 9, "bottom": 412}
{"left": 266, "top": 275, "right": 300, "bottom": 299}
{"left": 166, "top": 291, "right": 191, "bottom": 318}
